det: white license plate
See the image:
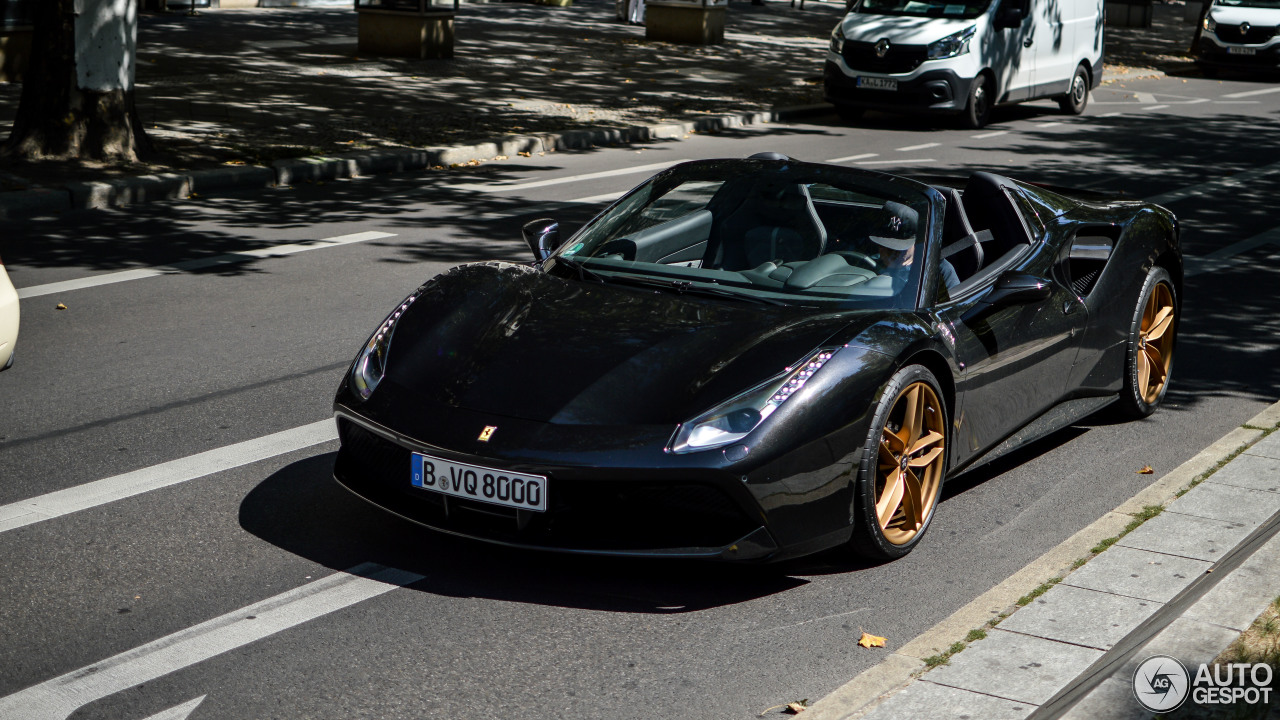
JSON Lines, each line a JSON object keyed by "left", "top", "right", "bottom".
{"left": 857, "top": 77, "right": 898, "bottom": 91}
{"left": 1229, "top": 46, "right": 1257, "bottom": 55}
{"left": 411, "top": 453, "right": 547, "bottom": 512}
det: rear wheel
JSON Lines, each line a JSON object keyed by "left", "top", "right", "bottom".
{"left": 1058, "top": 64, "right": 1089, "bottom": 114}
{"left": 963, "top": 74, "right": 992, "bottom": 129}
{"left": 1116, "top": 267, "right": 1177, "bottom": 418}
{"left": 848, "top": 365, "right": 948, "bottom": 560}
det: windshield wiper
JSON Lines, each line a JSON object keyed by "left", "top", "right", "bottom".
{"left": 549, "top": 255, "right": 608, "bottom": 284}
{"left": 608, "top": 275, "right": 787, "bottom": 306}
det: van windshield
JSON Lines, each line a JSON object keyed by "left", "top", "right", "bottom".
{"left": 1214, "top": 0, "right": 1280, "bottom": 7}
{"left": 858, "top": 0, "right": 993, "bottom": 18}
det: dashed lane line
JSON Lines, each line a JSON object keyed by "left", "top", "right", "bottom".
{"left": 16, "top": 231, "right": 396, "bottom": 300}
{"left": 971, "top": 130, "right": 1009, "bottom": 139}
{"left": 446, "top": 160, "right": 686, "bottom": 193}
{"left": 0, "top": 420, "right": 338, "bottom": 534}
{"left": 895, "top": 143, "right": 941, "bottom": 152}
{"left": 1145, "top": 105, "right": 1169, "bottom": 111}
{"left": 855, "top": 158, "right": 937, "bottom": 166}
{"left": 1185, "top": 224, "right": 1280, "bottom": 277}
{"left": 473, "top": 191, "right": 625, "bottom": 222}
{"left": 0, "top": 563, "right": 424, "bottom": 720}
{"left": 1222, "top": 86, "right": 1280, "bottom": 99}
{"left": 826, "top": 153, "right": 879, "bottom": 163}
{"left": 1143, "top": 160, "right": 1280, "bottom": 205}
{"left": 1134, "top": 92, "right": 1158, "bottom": 104}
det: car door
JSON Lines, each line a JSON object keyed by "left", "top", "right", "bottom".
{"left": 933, "top": 186, "right": 1087, "bottom": 461}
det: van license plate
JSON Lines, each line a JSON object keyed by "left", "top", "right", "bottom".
{"left": 857, "top": 77, "right": 898, "bottom": 91}
{"left": 1228, "top": 46, "right": 1257, "bottom": 55}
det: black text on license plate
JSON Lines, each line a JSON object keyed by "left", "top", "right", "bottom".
{"left": 1228, "top": 46, "right": 1257, "bottom": 55}
{"left": 411, "top": 453, "right": 547, "bottom": 512}
{"left": 857, "top": 77, "right": 898, "bottom": 91}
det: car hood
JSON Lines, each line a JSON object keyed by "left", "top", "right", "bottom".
{"left": 383, "top": 262, "right": 876, "bottom": 426}
{"left": 1208, "top": 5, "right": 1280, "bottom": 27}
{"left": 839, "top": 13, "right": 976, "bottom": 45}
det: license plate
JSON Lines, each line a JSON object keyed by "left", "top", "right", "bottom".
{"left": 856, "top": 76, "right": 898, "bottom": 91}
{"left": 1228, "top": 46, "right": 1257, "bottom": 55}
{"left": 411, "top": 453, "right": 547, "bottom": 512}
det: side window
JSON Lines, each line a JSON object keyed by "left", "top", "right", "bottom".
{"left": 624, "top": 181, "right": 723, "bottom": 231}
{"left": 1007, "top": 187, "right": 1046, "bottom": 243}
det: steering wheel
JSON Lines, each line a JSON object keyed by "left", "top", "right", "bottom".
{"left": 834, "top": 251, "right": 878, "bottom": 272}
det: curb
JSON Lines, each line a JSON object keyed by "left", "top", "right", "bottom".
{"left": 803, "top": 398, "right": 1280, "bottom": 720}
{"left": 0, "top": 104, "right": 835, "bottom": 221}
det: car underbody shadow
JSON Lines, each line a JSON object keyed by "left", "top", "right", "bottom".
{"left": 239, "top": 453, "right": 809, "bottom": 614}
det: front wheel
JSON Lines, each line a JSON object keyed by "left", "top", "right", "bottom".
{"left": 963, "top": 74, "right": 992, "bottom": 129}
{"left": 1058, "top": 64, "right": 1089, "bottom": 115}
{"left": 848, "top": 365, "right": 948, "bottom": 560}
{"left": 1115, "top": 267, "right": 1178, "bottom": 418}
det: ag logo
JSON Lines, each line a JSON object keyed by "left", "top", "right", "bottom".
{"left": 1133, "top": 655, "right": 1190, "bottom": 712}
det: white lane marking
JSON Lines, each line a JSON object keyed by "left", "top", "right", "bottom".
{"left": 1035, "top": 122, "right": 1064, "bottom": 128}
{"left": 0, "top": 564, "right": 423, "bottom": 720}
{"left": 258, "top": 39, "right": 308, "bottom": 49}
{"left": 825, "top": 153, "right": 879, "bottom": 163}
{"left": 1143, "top": 160, "right": 1280, "bottom": 205}
{"left": 971, "top": 130, "right": 1009, "bottom": 139}
{"left": 1186, "top": 98, "right": 1212, "bottom": 105}
{"left": 473, "top": 191, "right": 625, "bottom": 222}
{"left": 1222, "top": 86, "right": 1280, "bottom": 99}
{"left": 1099, "top": 112, "right": 1124, "bottom": 117}
{"left": 446, "top": 160, "right": 686, "bottom": 193}
{"left": 855, "top": 158, "right": 937, "bottom": 166}
{"left": 0, "top": 420, "right": 337, "bottom": 534}
{"left": 895, "top": 142, "right": 940, "bottom": 152}
{"left": 1144, "top": 105, "right": 1169, "bottom": 111}
{"left": 1186, "top": 224, "right": 1280, "bottom": 277}
{"left": 141, "top": 696, "right": 206, "bottom": 720}
{"left": 1134, "top": 92, "right": 1158, "bottom": 104}
{"left": 17, "top": 231, "right": 396, "bottom": 300}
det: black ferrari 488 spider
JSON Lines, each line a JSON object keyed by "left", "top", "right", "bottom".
{"left": 333, "top": 154, "right": 1180, "bottom": 563}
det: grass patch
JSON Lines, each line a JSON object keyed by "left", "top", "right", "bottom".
{"left": 1090, "top": 536, "right": 1119, "bottom": 555}
{"left": 1212, "top": 594, "right": 1280, "bottom": 710}
{"left": 965, "top": 629, "right": 987, "bottom": 643}
{"left": 1122, "top": 505, "right": 1164, "bottom": 534}
{"left": 986, "top": 612, "right": 1009, "bottom": 629}
{"left": 923, "top": 641, "right": 970, "bottom": 668}
{"left": 1176, "top": 442, "right": 1252, "bottom": 498}
{"left": 1016, "top": 577, "right": 1062, "bottom": 607}
{"left": 1071, "top": 557, "right": 1089, "bottom": 570}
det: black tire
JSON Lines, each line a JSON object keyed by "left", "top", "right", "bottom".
{"left": 848, "top": 365, "right": 948, "bottom": 561}
{"left": 834, "top": 105, "right": 865, "bottom": 123}
{"left": 1115, "top": 267, "right": 1178, "bottom": 418}
{"left": 1058, "top": 64, "right": 1089, "bottom": 115}
{"left": 1199, "top": 63, "right": 1219, "bottom": 78}
{"left": 963, "top": 74, "right": 992, "bottom": 129}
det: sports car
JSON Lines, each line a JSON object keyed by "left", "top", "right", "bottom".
{"left": 332, "top": 154, "right": 1180, "bottom": 562}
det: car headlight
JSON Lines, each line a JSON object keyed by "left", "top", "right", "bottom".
{"left": 350, "top": 290, "right": 421, "bottom": 400}
{"left": 927, "top": 26, "right": 976, "bottom": 60}
{"left": 1203, "top": 14, "right": 1216, "bottom": 32}
{"left": 668, "top": 348, "right": 840, "bottom": 454}
{"left": 830, "top": 25, "right": 846, "bottom": 54}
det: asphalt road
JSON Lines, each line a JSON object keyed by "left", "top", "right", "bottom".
{"left": 3, "top": 69, "right": 1280, "bottom": 720}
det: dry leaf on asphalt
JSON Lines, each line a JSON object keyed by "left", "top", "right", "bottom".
{"left": 785, "top": 699, "right": 809, "bottom": 714}
{"left": 1136, "top": 465, "right": 1154, "bottom": 474}
{"left": 858, "top": 632, "right": 887, "bottom": 648}
{"left": 55, "top": 303, "right": 67, "bottom": 310}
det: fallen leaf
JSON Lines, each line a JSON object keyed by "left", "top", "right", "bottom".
{"left": 1136, "top": 465, "right": 1154, "bottom": 474}
{"left": 785, "top": 700, "right": 809, "bottom": 714}
{"left": 223, "top": 160, "right": 245, "bottom": 166}
{"left": 56, "top": 303, "right": 67, "bottom": 310}
{"left": 858, "top": 632, "right": 887, "bottom": 648}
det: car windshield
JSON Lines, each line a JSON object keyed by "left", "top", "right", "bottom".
{"left": 551, "top": 159, "right": 934, "bottom": 309}
{"left": 1214, "top": 0, "right": 1280, "bottom": 8}
{"left": 857, "top": 0, "right": 993, "bottom": 19}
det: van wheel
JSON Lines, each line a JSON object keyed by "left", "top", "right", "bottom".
{"left": 963, "top": 75, "right": 992, "bottom": 129}
{"left": 834, "top": 105, "right": 864, "bottom": 123}
{"left": 1058, "top": 64, "right": 1089, "bottom": 115}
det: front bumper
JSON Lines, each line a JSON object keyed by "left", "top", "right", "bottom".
{"left": 333, "top": 411, "right": 784, "bottom": 561}
{"left": 823, "top": 61, "right": 969, "bottom": 114}
{"left": 1196, "top": 37, "right": 1280, "bottom": 66}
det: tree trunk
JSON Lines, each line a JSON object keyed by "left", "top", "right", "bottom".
{"left": 2, "top": 0, "right": 150, "bottom": 164}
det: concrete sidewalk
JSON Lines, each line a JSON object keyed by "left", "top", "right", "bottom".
{"left": 805, "top": 401, "right": 1280, "bottom": 720}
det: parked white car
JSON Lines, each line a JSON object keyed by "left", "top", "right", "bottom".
{"left": 1196, "top": 0, "right": 1280, "bottom": 71}
{"left": 824, "top": 0, "right": 1104, "bottom": 128}
{"left": 0, "top": 254, "right": 17, "bottom": 371}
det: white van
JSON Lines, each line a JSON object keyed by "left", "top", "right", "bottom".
{"left": 1195, "top": 0, "right": 1280, "bottom": 72}
{"left": 823, "top": 0, "right": 1104, "bottom": 128}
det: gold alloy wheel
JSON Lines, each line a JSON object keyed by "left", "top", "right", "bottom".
{"left": 1138, "top": 283, "right": 1175, "bottom": 405}
{"left": 875, "top": 382, "right": 946, "bottom": 545}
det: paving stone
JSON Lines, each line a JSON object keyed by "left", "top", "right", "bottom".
{"left": 997, "top": 584, "right": 1161, "bottom": 650}
{"left": 1244, "top": 430, "right": 1280, "bottom": 460}
{"left": 1210, "top": 452, "right": 1280, "bottom": 493}
{"left": 1062, "top": 545, "right": 1209, "bottom": 604}
{"left": 1136, "top": 617, "right": 1240, "bottom": 675}
{"left": 1060, "top": 676, "right": 1150, "bottom": 720}
{"left": 923, "top": 629, "right": 1104, "bottom": 706}
{"left": 1167, "top": 481, "right": 1280, "bottom": 526}
{"left": 1117, "top": 512, "right": 1252, "bottom": 562}
{"left": 1183, "top": 527, "right": 1280, "bottom": 632}
{"left": 862, "top": 680, "right": 1034, "bottom": 720}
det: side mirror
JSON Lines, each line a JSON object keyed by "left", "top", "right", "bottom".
{"left": 985, "top": 272, "right": 1051, "bottom": 306}
{"left": 994, "top": 4, "right": 1024, "bottom": 28}
{"left": 522, "top": 218, "right": 559, "bottom": 263}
